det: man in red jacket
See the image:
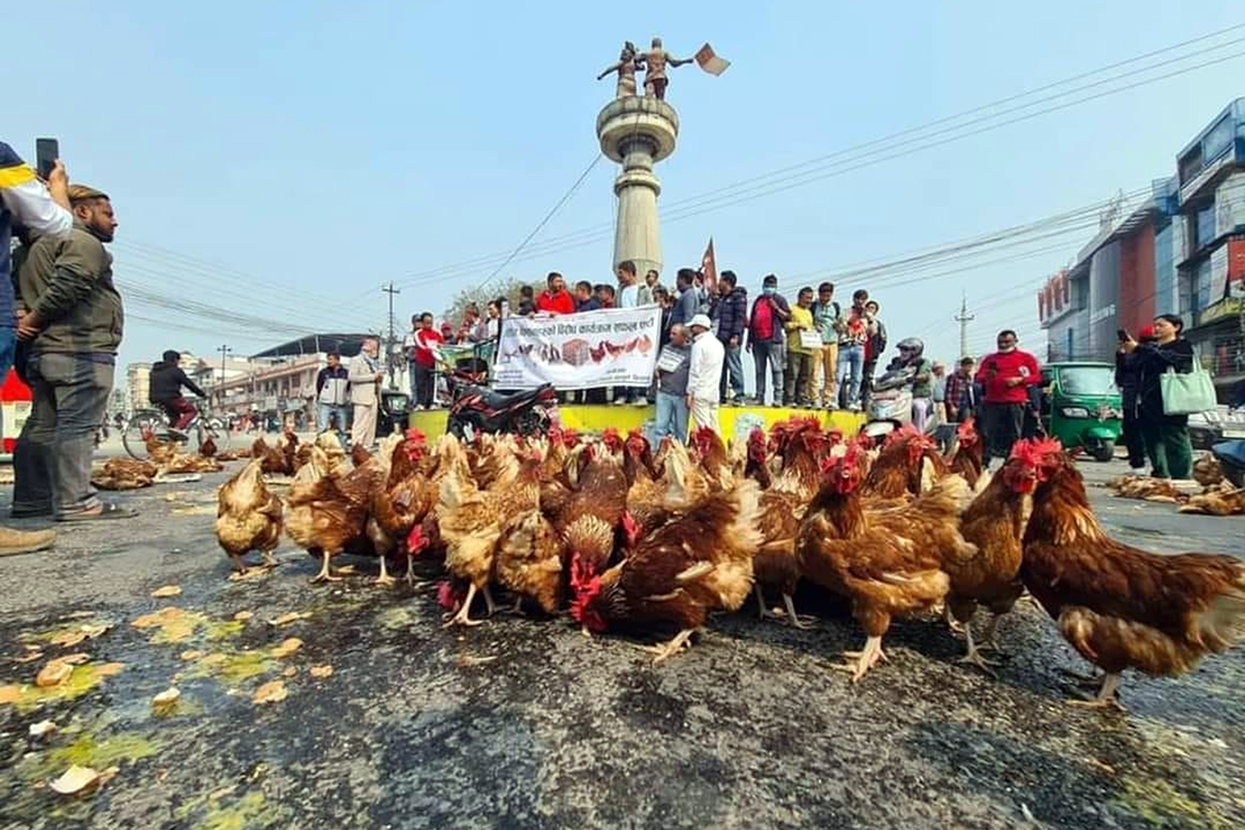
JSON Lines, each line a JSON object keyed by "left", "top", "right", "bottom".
{"left": 975, "top": 329, "right": 1041, "bottom": 466}
{"left": 535, "top": 272, "right": 575, "bottom": 315}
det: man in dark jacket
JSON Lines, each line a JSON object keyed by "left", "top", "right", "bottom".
{"left": 712, "top": 270, "right": 747, "bottom": 403}
{"left": 1114, "top": 324, "right": 1153, "bottom": 469}
{"left": 150, "top": 350, "right": 207, "bottom": 430}
{"left": 14, "top": 184, "right": 133, "bottom": 521}
{"left": 744, "top": 273, "right": 791, "bottom": 406}
{"left": 859, "top": 299, "right": 887, "bottom": 407}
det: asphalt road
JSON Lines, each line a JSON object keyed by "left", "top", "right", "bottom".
{"left": 0, "top": 451, "right": 1241, "bottom": 830}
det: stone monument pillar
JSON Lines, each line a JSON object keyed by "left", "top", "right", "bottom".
{"left": 596, "top": 96, "right": 679, "bottom": 279}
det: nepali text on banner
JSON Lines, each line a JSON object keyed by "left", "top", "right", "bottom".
{"left": 493, "top": 306, "right": 662, "bottom": 390}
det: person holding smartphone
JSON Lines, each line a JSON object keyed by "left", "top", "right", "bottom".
{"left": 0, "top": 141, "right": 73, "bottom": 552}
{"left": 1115, "top": 325, "right": 1153, "bottom": 469}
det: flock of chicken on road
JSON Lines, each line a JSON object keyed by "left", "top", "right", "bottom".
{"left": 204, "top": 417, "right": 1245, "bottom": 711}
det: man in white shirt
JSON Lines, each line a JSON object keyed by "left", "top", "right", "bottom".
{"left": 348, "top": 337, "right": 384, "bottom": 448}
{"left": 686, "top": 314, "right": 725, "bottom": 435}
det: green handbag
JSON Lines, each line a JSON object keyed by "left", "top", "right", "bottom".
{"left": 1160, "top": 350, "right": 1216, "bottom": 415}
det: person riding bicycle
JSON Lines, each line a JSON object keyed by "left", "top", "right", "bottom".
{"left": 149, "top": 350, "right": 206, "bottom": 433}
{"left": 883, "top": 337, "right": 934, "bottom": 432}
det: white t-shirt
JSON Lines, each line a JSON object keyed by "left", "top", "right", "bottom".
{"left": 619, "top": 284, "right": 640, "bottom": 309}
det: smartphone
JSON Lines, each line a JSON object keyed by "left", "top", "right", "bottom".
{"left": 1117, "top": 328, "right": 1129, "bottom": 342}
{"left": 35, "top": 138, "right": 59, "bottom": 179}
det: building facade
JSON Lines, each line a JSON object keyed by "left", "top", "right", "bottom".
{"left": 1174, "top": 98, "right": 1245, "bottom": 395}
{"left": 1038, "top": 181, "right": 1177, "bottom": 362}
{"left": 1039, "top": 98, "right": 1243, "bottom": 398}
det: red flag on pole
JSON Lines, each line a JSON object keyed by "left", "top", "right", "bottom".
{"left": 700, "top": 237, "right": 717, "bottom": 296}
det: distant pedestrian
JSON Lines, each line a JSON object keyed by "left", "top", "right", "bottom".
{"left": 1115, "top": 325, "right": 1152, "bottom": 469}
{"left": 745, "top": 273, "right": 790, "bottom": 406}
{"left": 651, "top": 324, "right": 691, "bottom": 444}
{"left": 930, "top": 362, "right": 947, "bottom": 423}
{"left": 687, "top": 314, "right": 725, "bottom": 434}
{"left": 406, "top": 313, "right": 442, "bottom": 409}
{"left": 784, "top": 286, "right": 816, "bottom": 407}
{"left": 834, "top": 290, "right": 873, "bottom": 411}
{"left": 13, "top": 183, "right": 133, "bottom": 521}
{"left": 669, "top": 268, "right": 700, "bottom": 329}
{"left": 975, "top": 330, "right": 1041, "bottom": 467}
{"left": 812, "top": 282, "right": 841, "bottom": 408}
{"left": 712, "top": 271, "right": 747, "bottom": 404}
{"left": 574, "top": 280, "right": 599, "bottom": 312}
{"left": 1126, "top": 315, "right": 1195, "bottom": 480}
{"left": 594, "top": 283, "right": 616, "bottom": 309}
{"left": 315, "top": 351, "right": 350, "bottom": 442}
{"left": 615, "top": 260, "right": 652, "bottom": 406}
{"left": 645, "top": 268, "right": 664, "bottom": 297}
{"left": 349, "top": 337, "right": 384, "bottom": 448}
{"left": 860, "top": 299, "right": 887, "bottom": 407}
{"left": 536, "top": 271, "right": 575, "bottom": 315}
{"left": 944, "top": 357, "right": 978, "bottom": 424}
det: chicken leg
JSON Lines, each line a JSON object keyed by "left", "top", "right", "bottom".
{"left": 754, "top": 585, "right": 784, "bottom": 622}
{"left": 310, "top": 550, "right": 342, "bottom": 584}
{"left": 262, "top": 549, "right": 278, "bottom": 568}
{"left": 1067, "top": 672, "right": 1124, "bottom": 711}
{"left": 975, "top": 612, "right": 1005, "bottom": 653}
{"left": 956, "top": 624, "right": 1000, "bottom": 675}
{"left": 373, "top": 555, "right": 396, "bottom": 587}
{"left": 642, "top": 628, "right": 696, "bottom": 664}
{"left": 780, "top": 593, "right": 818, "bottom": 629}
{"left": 442, "top": 583, "right": 486, "bottom": 627}
{"left": 835, "top": 635, "right": 888, "bottom": 682}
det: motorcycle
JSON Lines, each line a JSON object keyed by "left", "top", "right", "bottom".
{"left": 862, "top": 364, "right": 943, "bottom": 441}
{"left": 446, "top": 376, "right": 558, "bottom": 440}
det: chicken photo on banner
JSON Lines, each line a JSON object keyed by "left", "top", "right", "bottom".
{"left": 493, "top": 306, "right": 660, "bottom": 391}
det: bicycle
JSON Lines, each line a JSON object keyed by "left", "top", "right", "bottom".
{"left": 122, "top": 402, "right": 232, "bottom": 461}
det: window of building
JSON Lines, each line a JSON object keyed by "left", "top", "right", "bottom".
{"left": 1195, "top": 203, "right": 1216, "bottom": 249}
{"left": 1195, "top": 258, "right": 1213, "bottom": 311}
{"left": 1179, "top": 146, "right": 1203, "bottom": 185}
{"left": 1204, "top": 115, "right": 1234, "bottom": 163}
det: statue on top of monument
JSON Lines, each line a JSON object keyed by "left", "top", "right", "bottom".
{"left": 596, "top": 41, "right": 642, "bottom": 99}
{"left": 640, "top": 37, "right": 695, "bottom": 101}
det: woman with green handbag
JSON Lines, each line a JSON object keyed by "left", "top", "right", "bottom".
{"left": 1123, "top": 314, "right": 1195, "bottom": 479}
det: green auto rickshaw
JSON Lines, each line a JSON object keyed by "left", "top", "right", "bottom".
{"left": 1037, "top": 362, "right": 1123, "bottom": 462}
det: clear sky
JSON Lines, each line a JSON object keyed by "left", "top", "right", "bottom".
{"left": 7, "top": 1, "right": 1245, "bottom": 377}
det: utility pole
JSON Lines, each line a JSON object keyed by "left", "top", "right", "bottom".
{"left": 216, "top": 344, "right": 233, "bottom": 410}
{"left": 954, "top": 292, "right": 975, "bottom": 359}
{"left": 382, "top": 282, "right": 401, "bottom": 389}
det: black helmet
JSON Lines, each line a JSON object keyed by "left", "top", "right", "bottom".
{"left": 896, "top": 337, "right": 924, "bottom": 359}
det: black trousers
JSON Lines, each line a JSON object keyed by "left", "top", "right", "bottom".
{"left": 1122, "top": 410, "right": 1147, "bottom": 468}
{"left": 981, "top": 401, "right": 1025, "bottom": 465}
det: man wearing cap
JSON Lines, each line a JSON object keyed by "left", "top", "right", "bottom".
{"left": 14, "top": 183, "right": 133, "bottom": 521}
{"left": 0, "top": 141, "right": 72, "bottom": 551}
{"left": 686, "top": 313, "right": 725, "bottom": 435}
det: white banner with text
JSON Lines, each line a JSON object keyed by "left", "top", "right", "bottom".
{"left": 493, "top": 306, "right": 662, "bottom": 390}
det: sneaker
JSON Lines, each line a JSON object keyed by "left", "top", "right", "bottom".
{"left": 848, "top": 403, "right": 862, "bottom": 412}
{"left": 770, "top": 401, "right": 782, "bottom": 408}
{"left": 632, "top": 399, "right": 648, "bottom": 408}
{"left": 612, "top": 398, "right": 627, "bottom": 406}
{"left": 0, "top": 526, "right": 56, "bottom": 556}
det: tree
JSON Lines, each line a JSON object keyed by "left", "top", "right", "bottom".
{"left": 443, "top": 277, "right": 545, "bottom": 324}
